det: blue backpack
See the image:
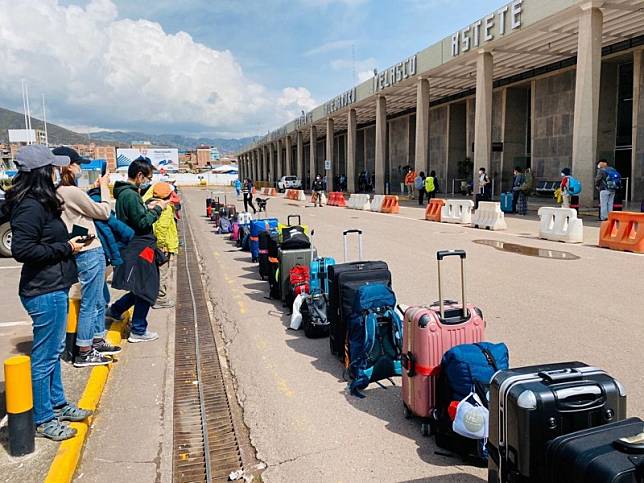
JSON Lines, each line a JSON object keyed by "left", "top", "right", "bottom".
{"left": 347, "top": 284, "right": 403, "bottom": 397}
{"left": 604, "top": 167, "right": 622, "bottom": 191}
{"left": 218, "top": 217, "right": 232, "bottom": 234}
{"left": 566, "top": 176, "right": 582, "bottom": 195}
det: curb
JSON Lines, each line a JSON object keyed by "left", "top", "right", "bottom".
{"left": 44, "top": 315, "right": 129, "bottom": 483}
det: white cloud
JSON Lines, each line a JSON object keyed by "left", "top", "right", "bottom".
{"left": 304, "top": 40, "right": 354, "bottom": 56}
{"left": 330, "top": 57, "right": 376, "bottom": 72}
{"left": 0, "top": 0, "right": 317, "bottom": 137}
{"left": 358, "top": 70, "right": 375, "bottom": 82}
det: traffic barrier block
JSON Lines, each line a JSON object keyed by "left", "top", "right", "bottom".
{"left": 538, "top": 207, "right": 584, "bottom": 243}
{"left": 268, "top": 188, "right": 277, "bottom": 196}
{"left": 296, "top": 190, "right": 306, "bottom": 201}
{"left": 381, "top": 195, "right": 400, "bottom": 214}
{"left": 4, "top": 355, "right": 34, "bottom": 456}
{"left": 471, "top": 202, "right": 507, "bottom": 230}
{"left": 327, "top": 192, "right": 345, "bottom": 207}
{"left": 441, "top": 199, "right": 474, "bottom": 224}
{"left": 370, "top": 194, "right": 385, "bottom": 212}
{"left": 598, "top": 211, "right": 644, "bottom": 253}
{"left": 348, "top": 193, "right": 371, "bottom": 210}
{"left": 425, "top": 199, "right": 445, "bottom": 222}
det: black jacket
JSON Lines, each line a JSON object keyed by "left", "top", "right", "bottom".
{"left": 10, "top": 196, "right": 78, "bottom": 297}
{"left": 312, "top": 179, "right": 324, "bottom": 191}
{"left": 111, "top": 233, "right": 161, "bottom": 305}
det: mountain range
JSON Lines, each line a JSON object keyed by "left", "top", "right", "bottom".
{"left": 0, "top": 106, "right": 258, "bottom": 153}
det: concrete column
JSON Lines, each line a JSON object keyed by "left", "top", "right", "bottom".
{"left": 251, "top": 151, "right": 257, "bottom": 182}
{"left": 347, "top": 109, "right": 357, "bottom": 193}
{"left": 240, "top": 155, "right": 245, "bottom": 180}
{"left": 285, "top": 136, "right": 292, "bottom": 176}
{"left": 326, "top": 118, "right": 335, "bottom": 192}
{"left": 631, "top": 49, "right": 642, "bottom": 202}
{"left": 415, "top": 78, "right": 430, "bottom": 174}
{"left": 474, "top": 51, "right": 493, "bottom": 174}
{"left": 572, "top": 6, "right": 603, "bottom": 206}
{"left": 296, "top": 131, "right": 304, "bottom": 182}
{"left": 375, "top": 95, "right": 387, "bottom": 194}
{"left": 267, "top": 144, "right": 273, "bottom": 185}
{"left": 276, "top": 139, "right": 283, "bottom": 182}
{"left": 310, "top": 125, "right": 317, "bottom": 188}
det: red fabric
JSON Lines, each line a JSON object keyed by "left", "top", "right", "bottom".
{"left": 290, "top": 265, "right": 310, "bottom": 295}
{"left": 138, "top": 246, "right": 155, "bottom": 264}
{"left": 448, "top": 401, "right": 459, "bottom": 421}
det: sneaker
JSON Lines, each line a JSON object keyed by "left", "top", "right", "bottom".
{"left": 128, "top": 330, "right": 159, "bottom": 343}
{"left": 93, "top": 339, "right": 122, "bottom": 355}
{"left": 54, "top": 403, "right": 93, "bottom": 422}
{"left": 153, "top": 299, "right": 175, "bottom": 309}
{"left": 73, "top": 349, "right": 112, "bottom": 368}
{"left": 36, "top": 419, "right": 77, "bottom": 441}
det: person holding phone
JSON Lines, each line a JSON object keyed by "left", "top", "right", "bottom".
{"left": 6, "top": 144, "right": 92, "bottom": 440}
{"left": 54, "top": 147, "right": 115, "bottom": 367}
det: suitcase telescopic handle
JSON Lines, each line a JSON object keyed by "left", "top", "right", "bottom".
{"left": 538, "top": 368, "right": 583, "bottom": 382}
{"left": 343, "top": 229, "right": 363, "bottom": 262}
{"left": 436, "top": 249, "right": 466, "bottom": 260}
{"left": 287, "top": 214, "right": 301, "bottom": 226}
{"left": 436, "top": 250, "right": 466, "bottom": 319}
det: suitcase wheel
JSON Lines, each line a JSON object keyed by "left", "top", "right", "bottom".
{"left": 420, "top": 422, "right": 431, "bottom": 437}
{"left": 403, "top": 404, "right": 411, "bottom": 420}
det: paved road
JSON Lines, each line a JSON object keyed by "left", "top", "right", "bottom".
{"left": 185, "top": 187, "right": 643, "bottom": 482}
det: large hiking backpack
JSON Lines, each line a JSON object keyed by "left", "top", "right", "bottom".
{"left": 286, "top": 265, "right": 310, "bottom": 310}
{"left": 218, "top": 217, "right": 232, "bottom": 234}
{"left": 434, "top": 342, "right": 509, "bottom": 466}
{"left": 301, "top": 293, "right": 329, "bottom": 338}
{"left": 347, "top": 284, "right": 403, "bottom": 397}
{"left": 605, "top": 167, "right": 622, "bottom": 191}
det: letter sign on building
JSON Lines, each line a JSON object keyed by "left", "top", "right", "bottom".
{"left": 374, "top": 55, "right": 417, "bottom": 92}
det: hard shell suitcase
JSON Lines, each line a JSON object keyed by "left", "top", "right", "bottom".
{"left": 500, "top": 192, "right": 513, "bottom": 213}
{"left": 401, "top": 250, "right": 485, "bottom": 436}
{"left": 231, "top": 222, "right": 241, "bottom": 242}
{"left": 250, "top": 218, "right": 278, "bottom": 262}
{"left": 488, "top": 362, "right": 627, "bottom": 483}
{"left": 258, "top": 230, "right": 278, "bottom": 280}
{"left": 310, "top": 257, "right": 336, "bottom": 296}
{"left": 327, "top": 230, "right": 391, "bottom": 360}
{"left": 545, "top": 417, "right": 644, "bottom": 483}
{"left": 278, "top": 246, "right": 317, "bottom": 304}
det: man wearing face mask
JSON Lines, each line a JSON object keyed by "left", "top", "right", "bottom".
{"left": 108, "top": 158, "right": 169, "bottom": 343}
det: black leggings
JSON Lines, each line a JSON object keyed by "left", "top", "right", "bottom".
{"left": 243, "top": 193, "right": 256, "bottom": 213}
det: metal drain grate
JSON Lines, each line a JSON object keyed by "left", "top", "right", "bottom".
{"left": 173, "top": 215, "right": 243, "bottom": 482}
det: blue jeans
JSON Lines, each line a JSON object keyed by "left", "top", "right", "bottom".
{"left": 599, "top": 189, "right": 615, "bottom": 220}
{"left": 110, "top": 292, "right": 151, "bottom": 335}
{"left": 76, "top": 247, "right": 106, "bottom": 346}
{"left": 20, "top": 290, "right": 69, "bottom": 425}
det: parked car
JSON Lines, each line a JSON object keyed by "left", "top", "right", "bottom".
{"left": 277, "top": 176, "right": 302, "bottom": 192}
{"left": 0, "top": 196, "right": 11, "bottom": 257}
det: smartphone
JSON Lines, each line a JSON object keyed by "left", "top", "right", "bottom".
{"left": 70, "top": 224, "right": 89, "bottom": 238}
{"left": 100, "top": 160, "right": 107, "bottom": 177}
{"left": 77, "top": 234, "right": 96, "bottom": 245}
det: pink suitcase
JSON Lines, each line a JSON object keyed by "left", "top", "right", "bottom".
{"left": 401, "top": 250, "right": 485, "bottom": 436}
{"left": 231, "top": 222, "right": 241, "bottom": 242}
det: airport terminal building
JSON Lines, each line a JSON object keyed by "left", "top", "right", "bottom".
{"left": 238, "top": 0, "right": 644, "bottom": 206}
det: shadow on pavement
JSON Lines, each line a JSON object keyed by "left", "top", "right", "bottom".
{"left": 399, "top": 475, "right": 485, "bottom": 483}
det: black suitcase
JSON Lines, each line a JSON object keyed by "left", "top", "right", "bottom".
{"left": 545, "top": 417, "right": 644, "bottom": 483}
{"left": 488, "top": 362, "right": 627, "bottom": 483}
{"left": 327, "top": 229, "right": 391, "bottom": 359}
{"left": 258, "top": 230, "right": 278, "bottom": 280}
{"left": 301, "top": 293, "right": 329, "bottom": 339}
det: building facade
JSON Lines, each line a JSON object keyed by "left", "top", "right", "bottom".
{"left": 238, "top": 0, "right": 644, "bottom": 206}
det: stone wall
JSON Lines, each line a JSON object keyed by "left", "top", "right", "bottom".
{"left": 448, "top": 102, "right": 467, "bottom": 191}
{"left": 409, "top": 114, "right": 416, "bottom": 167}
{"left": 334, "top": 134, "right": 346, "bottom": 176}
{"left": 491, "top": 90, "right": 503, "bottom": 194}
{"left": 303, "top": 143, "right": 311, "bottom": 187}
{"left": 429, "top": 105, "right": 448, "bottom": 191}
{"left": 467, "top": 97, "right": 475, "bottom": 159}
{"left": 597, "top": 63, "right": 618, "bottom": 163}
{"left": 316, "top": 140, "right": 325, "bottom": 176}
{"left": 635, "top": 50, "right": 644, "bottom": 203}
{"left": 364, "top": 126, "right": 376, "bottom": 175}
{"left": 503, "top": 86, "right": 530, "bottom": 191}
{"left": 388, "top": 115, "right": 410, "bottom": 192}
{"left": 532, "top": 70, "right": 575, "bottom": 180}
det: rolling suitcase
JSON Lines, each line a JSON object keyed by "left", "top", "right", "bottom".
{"left": 258, "top": 229, "right": 278, "bottom": 280}
{"left": 545, "top": 417, "right": 644, "bottom": 483}
{"left": 231, "top": 222, "right": 241, "bottom": 242}
{"left": 250, "top": 218, "right": 278, "bottom": 262}
{"left": 238, "top": 212, "right": 253, "bottom": 225}
{"left": 500, "top": 192, "right": 513, "bottom": 213}
{"left": 488, "top": 362, "right": 627, "bottom": 483}
{"left": 310, "top": 257, "right": 336, "bottom": 296}
{"left": 327, "top": 230, "right": 391, "bottom": 360}
{"left": 301, "top": 293, "right": 330, "bottom": 338}
{"left": 278, "top": 246, "right": 317, "bottom": 304}
{"left": 401, "top": 250, "right": 486, "bottom": 436}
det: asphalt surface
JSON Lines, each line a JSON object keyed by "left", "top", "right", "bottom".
{"left": 185, "top": 187, "right": 643, "bottom": 482}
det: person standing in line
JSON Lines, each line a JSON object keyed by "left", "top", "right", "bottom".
{"left": 7, "top": 145, "right": 92, "bottom": 440}
{"left": 312, "top": 174, "right": 325, "bottom": 207}
{"left": 405, "top": 167, "right": 416, "bottom": 199}
{"left": 425, "top": 170, "right": 438, "bottom": 202}
{"left": 595, "top": 159, "right": 620, "bottom": 221}
{"left": 233, "top": 177, "right": 242, "bottom": 198}
{"left": 54, "top": 147, "right": 116, "bottom": 367}
{"left": 511, "top": 167, "right": 525, "bottom": 214}
{"left": 415, "top": 171, "right": 426, "bottom": 206}
{"left": 108, "top": 158, "right": 169, "bottom": 343}
{"left": 242, "top": 178, "right": 257, "bottom": 214}
{"left": 475, "top": 167, "right": 491, "bottom": 208}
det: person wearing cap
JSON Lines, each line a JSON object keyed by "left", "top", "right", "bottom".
{"left": 142, "top": 181, "right": 179, "bottom": 309}
{"left": 54, "top": 147, "right": 118, "bottom": 367}
{"left": 107, "top": 158, "right": 170, "bottom": 343}
{"left": 5, "top": 144, "right": 92, "bottom": 441}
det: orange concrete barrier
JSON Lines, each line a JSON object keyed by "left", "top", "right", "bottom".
{"left": 598, "top": 211, "right": 644, "bottom": 253}
{"left": 327, "top": 192, "right": 346, "bottom": 207}
{"left": 425, "top": 198, "right": 445, "bottom": 222}
{"left": 268, "top": 188, "right": 277, "bottom": 196}
{"left": 381, "top": 195, "right": 400, "bottom": 214}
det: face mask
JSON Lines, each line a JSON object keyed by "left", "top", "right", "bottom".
{"left": 140, "top": 181, "right": 151, "bottom": 190}
{"left": 74, "top": 169, "right": 82, "bottom": 180}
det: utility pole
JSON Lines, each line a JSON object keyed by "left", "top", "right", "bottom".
{"left": 42, "top": 94, "right": 49, "bottom": 147}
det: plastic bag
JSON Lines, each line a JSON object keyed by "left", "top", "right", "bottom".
{"left": 289, "top": 293, "right": 306, "bottom": 330}
{"left": 452, "top": 391, "right": 489, "bottom": 440}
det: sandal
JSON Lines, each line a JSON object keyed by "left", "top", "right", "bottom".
{"left": 36, "top": 419, "right": 77, "bottom": 441}
{"left": 54, "top": 403, "right": 93, "bottom": 422}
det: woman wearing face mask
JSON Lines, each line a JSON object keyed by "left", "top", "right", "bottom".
{"left": 6, "top": 145, "right": 92, "bottom": 440}
{"left": 53, "top": 147, "right": 114, "bottom": 367}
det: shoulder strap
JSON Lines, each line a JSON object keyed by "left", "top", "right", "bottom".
{"left": 474, "top": 343, "right": 498, "bottom": 372}
{"left": 364, "top": 311, "right": 377, "bottom": 356}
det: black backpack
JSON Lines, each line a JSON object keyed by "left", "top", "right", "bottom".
{"left": 301, "top": 293, "right": 329, "bottom": 338}
{"left": 281, "top": 231, "right": 311, "bottom": 250}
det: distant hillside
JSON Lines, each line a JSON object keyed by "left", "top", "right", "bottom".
{"left": 0, "top": 107, "right": 113, "bottom": 146}
{"left": 91, "top": 131, "right": 260, "bottom": 153}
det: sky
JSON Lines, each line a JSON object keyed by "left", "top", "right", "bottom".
{"left": 0, "top": 0, "right": 502, "bottom": 139}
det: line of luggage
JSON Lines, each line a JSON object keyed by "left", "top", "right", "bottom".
{"left": 206, "top": 197, "right": 644, "bottom": 482}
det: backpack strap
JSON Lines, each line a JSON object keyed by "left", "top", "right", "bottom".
{"left": 474, "top": 343, "right": 498, "bottom": 372}
{"left": 364, "top": 311, "right": 377, "bottom": 356}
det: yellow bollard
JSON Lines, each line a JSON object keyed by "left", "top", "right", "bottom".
{"left": 4, "top": 355, "right": 35, "bottom": 456}
{"left": 62, "top": 298, "right": 80, "bottom": 362}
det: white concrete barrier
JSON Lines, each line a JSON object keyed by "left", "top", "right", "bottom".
{"left": 295, "top": 190, "right": 306, "bottom": 201}
{"left": 538, "top": 207, "right": 583, "bottom": 243}
{"left": 370, "top": 194, "right": 385, "bottom": 212}
{"left": 441, "top": 199, "right": 474, "bottom": 224}
{"left": 471, "top": 202, "right": 507, "bottom": 230}
{"left": 348, "top": 193, "right": 371, "bottom": 210}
